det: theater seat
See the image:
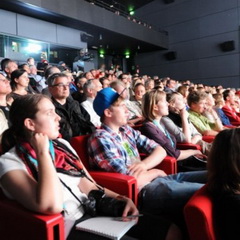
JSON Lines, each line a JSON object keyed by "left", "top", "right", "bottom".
{"left": 184, "top": 185, "right": 217, "bottom": 240}
{"left": 176, "top": 142, "right": 202, "bottom": 151}
{"left": 0, "top": 189, "right": 65, "bottom": 240}
{"left": 202, "top": 135, "right": 215, "bottom": 143}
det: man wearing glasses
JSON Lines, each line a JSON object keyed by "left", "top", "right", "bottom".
{"left": 48, "top": 73, "right": 95, "bottom": 141}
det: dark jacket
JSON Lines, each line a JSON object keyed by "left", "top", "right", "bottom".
{"left": 52, "top": 97, "right": 95, "bottom": 141}
{"left": 141, "top": 121, "right": 180, "bottom": 159}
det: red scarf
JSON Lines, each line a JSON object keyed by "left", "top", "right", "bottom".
{"left": 16, "top": 139, "right": 84, "bottom": 180}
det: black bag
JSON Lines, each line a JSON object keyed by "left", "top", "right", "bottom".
{"left": 84, "top": 190, "right": 126, "bottom": 217}
{"left": 177, "top": 155, "right": 207, "bottom": 172}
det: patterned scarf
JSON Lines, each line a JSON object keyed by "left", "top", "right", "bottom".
{"left": 16, "top": 139, "right": 84, "bottom": 181}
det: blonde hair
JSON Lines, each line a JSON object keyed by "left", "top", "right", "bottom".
{"left": 142, "top": 89, "right": 166, "bottom": 121}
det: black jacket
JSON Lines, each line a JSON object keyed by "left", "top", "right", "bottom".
{"left": 52, "top": 97, "right": 95, "bottom": 141}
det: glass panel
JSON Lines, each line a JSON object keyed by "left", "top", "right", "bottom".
{"left": 3, "top": 35, "right": 49, "bottom": 63}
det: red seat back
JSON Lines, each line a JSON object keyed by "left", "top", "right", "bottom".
{"left": 70, "top": 134, "right": 90, "bottom": 169}
{"left": 184, "top": 185, "right": 216, "bottom": 240}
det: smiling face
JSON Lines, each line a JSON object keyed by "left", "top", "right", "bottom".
{"left": 30, "top": 98, "right": 61, "bottom": 139}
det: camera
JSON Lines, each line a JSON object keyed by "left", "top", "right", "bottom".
{"left": 83, "top": 190, "right": 126, "bottom": 217}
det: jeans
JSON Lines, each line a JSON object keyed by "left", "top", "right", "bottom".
{"left": 138, "top": 170, "right": 207, "bottom": 215}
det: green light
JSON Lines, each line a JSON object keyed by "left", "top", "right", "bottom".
{"left": 100, "top": 53, "right": 104, "bottom": 58}
{"left": 129, "top": 10, "right": 135, "bottom": 16}
{"left": 128, "top": 6, "right": 135, "bottom": 16}
{"left": 125, "top": 54, "right": 130, "bottom": 59}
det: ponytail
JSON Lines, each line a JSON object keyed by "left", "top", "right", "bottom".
{"left": 1, "top": 127, "right": 17, "bottom": 153}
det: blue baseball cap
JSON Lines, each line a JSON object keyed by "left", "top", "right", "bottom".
{"left": 93, "top": 87, "right": 120, "bottom": 117}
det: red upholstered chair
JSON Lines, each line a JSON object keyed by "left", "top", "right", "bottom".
{"left": 184, "top": 185, "right": 217, "bottom": 240}
{"left": 202, "top": 135, "right": 215, "bottom": 143}
{"left": 176, "top": 142, "right": 202, "bottom": 151}
{"left": 0, "top": 189, "right": 65, "bottom": 240}
{"left": 70, "top": 135, "right": 138, "bottom": 204}
{"left": 70, "top": 135, "right": 177, "bottom": 205}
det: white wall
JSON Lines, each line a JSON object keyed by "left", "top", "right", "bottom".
{"left": 0, "top": 9, "right": 87, "bottom": 49}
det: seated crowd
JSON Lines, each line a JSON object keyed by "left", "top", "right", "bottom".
{"left": 0, "top": 56, "right": 240, "bottom": 239}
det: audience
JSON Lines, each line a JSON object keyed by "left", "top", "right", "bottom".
{"left": 163, "top": 92, "right": 202, "bottom": 144}
{"left": 1, "top": 55, "right": 240, "bottom": 239}
{"left": 188, "top": 91, "right": 222, "bottom": 136}
{"left": 0, "top": 73, "right": 11, "bottom": 121}
{"left": 140, "top": 90, "right": 205, "bottom": 168}
{"left": 164, "top": 78, "right": 176, "bottom": 93}
{"left": 8, "top": 69, "right": 34, "bottom": 102}
{"left": 110, "top": 80, "right": 143, "bottom": 126}
{"left": 81, "top": 79, "right": 102, "bottom": 128}
{"left": 0, "top": 58, "right": 18, "bottom": 79}
{"left": 222, "top": 89, "right": 240, "bottom": 125}
{"left": 0, "top": 94, "right": 183, "bottom": 240}
{"left": 71, "top": 75, "right": 87, "bottom": 104}
{"left": 88, "top": 87, "right": 207, "bottom": 237}
{"left": 203, "top": 92, "right": 224, "bottom": 131}
{"left": 41, "top": 66, "right": 61, "bottom": 96}
{"left": 48, "top": 73, "right": 95, "bottom": 141}
{"left": 0, "top": 109, "right": 8, "bottom": 141}
{"left": 213, "top": 93, "right": 232, "bottom": 126}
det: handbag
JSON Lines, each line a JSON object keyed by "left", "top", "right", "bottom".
{"left": 177, "top": 155, "right": 207, "bottom": 172}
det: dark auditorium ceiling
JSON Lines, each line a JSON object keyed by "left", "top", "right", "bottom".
{"left": 0, "top": 0, "right": 163, "bottom": 57}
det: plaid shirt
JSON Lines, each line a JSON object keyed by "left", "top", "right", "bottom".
{"left": 88, "top": 124, "right": 158, "bottom": 174}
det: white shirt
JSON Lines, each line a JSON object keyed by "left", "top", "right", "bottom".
{"left": 0, "top": 138, "right": 87, "bottom": 238}
{"left": 81, "top": 97, "right": 101, "bottom": 127}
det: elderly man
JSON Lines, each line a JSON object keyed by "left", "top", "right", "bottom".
{"left": 48, "top": 72, "right": 95, "bottom": 141}
{"left": 81, "top": 79, "right": 102, "bottom": 127}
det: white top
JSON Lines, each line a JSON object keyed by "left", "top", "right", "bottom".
{"left": 0, "top": 138, "right": 87, "bottom": 238}
{"left": 0, "top": 109, "right": 8, "bottom": 142}
{"left": 81, "top": 97, "right": 101, "bottom": 127}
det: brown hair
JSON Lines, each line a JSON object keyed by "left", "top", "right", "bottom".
{"left": 142, "top": 89, "right": 166, "bottom": 121}
{"left": 187, "top": 91, "right": 207, "bottom": 107}
{"left": 1, "top": 94, "right": 50, "bottom": 153}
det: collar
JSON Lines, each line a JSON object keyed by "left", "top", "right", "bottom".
{"left": 188, "top": 109, "right": 202, "bottom": 117}
{"left": 101, "top": 123, "right": 126, "bottom": 135}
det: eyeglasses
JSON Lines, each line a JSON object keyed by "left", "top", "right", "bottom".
{"left": 51, "top": 83, "right": 70, "bottom": 88}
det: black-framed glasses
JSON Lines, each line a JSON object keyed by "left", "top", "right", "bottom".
{"left": 51, "top": 82, "right": 70, "bottom": 88}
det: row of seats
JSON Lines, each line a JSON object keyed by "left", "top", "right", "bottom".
{"left": 0, "top": 134, "right": 216, "bottom": 240}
